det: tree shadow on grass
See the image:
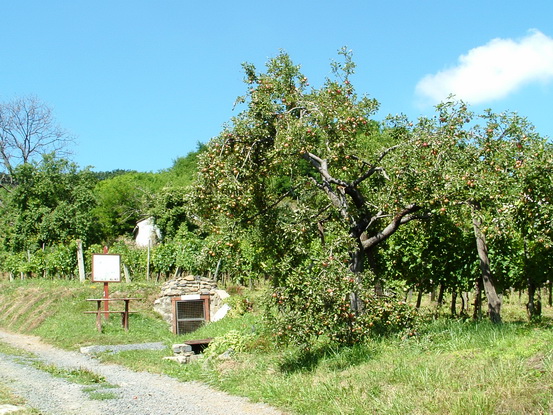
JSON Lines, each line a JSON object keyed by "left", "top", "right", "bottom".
{"left": 278, "top": 342, "right": 380, "bottom": 374}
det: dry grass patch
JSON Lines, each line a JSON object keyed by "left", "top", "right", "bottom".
{"left": 1, "top": 287, "right": 43, "bottom": 327}
{"left": 0, "top": 286, "right": 77, "bottom": 332}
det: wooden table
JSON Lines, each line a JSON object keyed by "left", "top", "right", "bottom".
{"left": 85, "top": 298, "right": 139, "bottom": 332}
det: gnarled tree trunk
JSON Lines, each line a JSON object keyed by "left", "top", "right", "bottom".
{"left": 473, "top": 277, "right": 482, "bottom": 320}
{"left": 416, "top": 288, "right": 424, "bottom": 309}
{"left": 450, "top": 291, "right": 457, "bottom": 316}
{"left": 526, "top": 279, "right": 542, "bottom": 321}
{"left": 349, "top": 246, "right": 365, "bottom": 315}
{"left": 524, "top": 240, "right": 542, "bottom": 321}
{"left": 472, "top": 214, "right": 502, "bottom": 323}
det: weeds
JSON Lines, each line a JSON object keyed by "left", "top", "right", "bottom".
{"left": 32, "top": 362, "right": 119, "bottom": 400}
{"left": 32, "top": 362, "right": 108, "bottom": 385}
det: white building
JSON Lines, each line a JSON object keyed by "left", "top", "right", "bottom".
{"left": 134, "top": 217, "right": 161, "bottom": 247}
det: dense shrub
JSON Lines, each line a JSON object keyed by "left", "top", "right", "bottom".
{"left": 264, "top": 259, "right": 419, "bottom": 347}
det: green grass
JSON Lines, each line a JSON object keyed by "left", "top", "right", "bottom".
{"left": 31, "top": 362, "right": 120, "bottom": 401}
{"left": 32, "top": 361, "right": 110, "bottom": 385}
{"left": 31, "top": 360, "right": 120, "bottom": 399}
{"left": 0, "top": 279, "right": 179, "bottom": 349}
{"left": 195, "top": 320, "right": 552, "bottom": 415}
{"left": 0, "top": 341, "right": 36, "bottom": 358}
{"left": 1, "top": 279, "right": 552, "bottom": 414}
{"left": 83, "top": 388, "right": 119, "bottom": 400}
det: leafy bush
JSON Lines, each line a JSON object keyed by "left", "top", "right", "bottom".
{"left": 108, "top": 241, "right": 148, "bottom": 281}
{"left": 355, "top": 295, "right": 419, "bottom": 337}
{"left": 151, "top": 243, "right": 178, "bottom": 278}
{"left": 203, "top": 329, "right": 254, "bottom": 359}
{"left": 224, "top": 295, "right": 254, "bottom": 318}
{"left": 45, "top": 243, "right": 78, "bottom": 278}
{"left": 1, "top": 252, "right": 26, "bottom": 277}
{"left": 264, "top": 259, "right": 419, "bottom": 346}
{"left": 0, "top": 243, "right": 79, "bottom": 279}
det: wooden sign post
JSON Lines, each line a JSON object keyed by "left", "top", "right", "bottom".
{"left": 91, "top": 251, "right": 121, "bottom": 318}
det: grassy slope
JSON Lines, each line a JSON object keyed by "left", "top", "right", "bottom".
{"left": 0, "top": 279, "right": 552, "bottom": 415}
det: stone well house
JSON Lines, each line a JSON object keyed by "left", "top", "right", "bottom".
{"left": 153, "top": 275, "right": 230, "bottom": 334}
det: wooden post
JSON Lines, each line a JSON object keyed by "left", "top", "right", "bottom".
{"left": 123, "top": 263, "right": 131, "bottom": 283}
{"left": 103, "top": 246, "right": 110, "bottom": 318}
{"left": 146, "top": 241, "right": 151, "bottom": 281}
{"left": 77, "top": 240, "right": 86, "bottom": 283}
{"left": 213, "top": 259, "right": 222, "bottom": 282}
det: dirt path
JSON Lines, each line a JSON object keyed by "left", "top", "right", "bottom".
{"left": 0, "top": 330, "right": 285, "bottom": 415}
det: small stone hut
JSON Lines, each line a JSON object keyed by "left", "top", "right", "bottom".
{"left": 153, "top": 275, "right": 229, "bottom": 334}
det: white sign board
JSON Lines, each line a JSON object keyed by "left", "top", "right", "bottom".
{"left": 91, "top": 254, "right": 121, "bottom": 283}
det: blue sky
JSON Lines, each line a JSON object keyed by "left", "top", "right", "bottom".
{"left": 1, "top": 1, "right": 552, "bottom": 172}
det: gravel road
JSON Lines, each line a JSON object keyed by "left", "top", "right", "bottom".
{"left": 0, "top": 330, "right": 285, "bottom": 415}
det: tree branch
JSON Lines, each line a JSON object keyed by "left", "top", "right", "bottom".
{"left": 361, "top": 204, "right": 422, "bottom": 249}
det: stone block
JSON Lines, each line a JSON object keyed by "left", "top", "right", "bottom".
{"left": 164, "top": 355, "right": 190, "bottom": 364}
{"left": 0, "top": 404, "right": 24, "bottom": 415}
{"left": 172, "top": 344, "right": 193, "bottom": 354}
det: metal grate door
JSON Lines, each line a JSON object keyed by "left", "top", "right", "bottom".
{"left": 174, "top": 299, "right": 208, "bottom": 334}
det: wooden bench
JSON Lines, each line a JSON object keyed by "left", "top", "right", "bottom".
{"left": 85, "top": 298, "right": 139, "bottom": 332}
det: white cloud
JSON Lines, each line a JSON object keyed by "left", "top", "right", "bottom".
{"left": 415, "top": 29, "right": 553, "bottom": 106}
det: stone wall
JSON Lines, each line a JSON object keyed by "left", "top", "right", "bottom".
{"left": 153, "top": 275, "right": 229, "bottom": 331}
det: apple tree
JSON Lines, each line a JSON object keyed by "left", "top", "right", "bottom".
{"left": 192, "top": 50, "right": 431, "bottom": 344}
{"left": 396, "top": 99, "right": 553, "bottom": 322}
{"left": 505, "top": 127, "right": 553, "bottom": 320}
{"left": 380, "top": 214, "right": 477, "bottom": 314}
